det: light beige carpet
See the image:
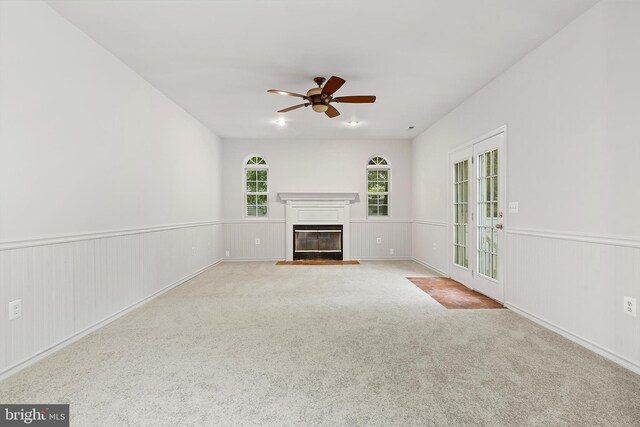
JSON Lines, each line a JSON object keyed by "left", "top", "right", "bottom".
{"left": 0, "top": 261, "right": 639, "bottom": 426}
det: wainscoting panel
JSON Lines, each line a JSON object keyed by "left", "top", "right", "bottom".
{"left": 0, "top": 223, "right": 221, "bottom": 377}
{"left": 350, "top": 220, "right": 412, "bottom": 259}
{"left": 506, "top": 229, "right": 640, "bottom": 371}
{"left": 222, "top": 220, "right": 413, "bottom": 261}
{"left": 223, "top": 220, "right": 286, "bottom": 260}
{"left": 411, "top": 220, "right": 449, "bottom": 275}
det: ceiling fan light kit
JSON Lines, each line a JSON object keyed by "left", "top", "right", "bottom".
{"left": 268, "top": 76, "right": 376, "bottom": 119}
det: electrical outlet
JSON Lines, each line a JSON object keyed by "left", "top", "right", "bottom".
{"left": 390, "top": 248, "right": 395, "bottom": 255}
{"left": 255, "top": 238, "right": 261, "bottom": 245}
{"left": 225, "top": 250, "right": 230, "bottom": 257}
{"left": 624, "top": 296, "right": 636, "bottom": 317}
{"left": 376, "top": 237, "right": 382, "bottom": 244}
{"left": 9, "top": 299, "right": 22, "bottom": 320}
{"left": 433, "top": 243, "right": 436, "bottom": 250}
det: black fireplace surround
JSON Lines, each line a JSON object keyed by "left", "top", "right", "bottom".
{"left": 293, "top": 224, "right": 343, "bottom": 261}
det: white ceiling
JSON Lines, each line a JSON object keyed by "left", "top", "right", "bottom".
{"left": 46, "top": 0, "right": 597, "bottom": 140}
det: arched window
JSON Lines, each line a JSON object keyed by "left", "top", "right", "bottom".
{"left": 367, "top": 155, "right": 390, "bottom": 217}
{"left": 244, "top": 156, "right": 268, "bottom": 217}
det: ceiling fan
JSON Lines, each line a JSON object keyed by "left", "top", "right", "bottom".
{"left": 268, "top": 76, "right": 376, "bottom": 118}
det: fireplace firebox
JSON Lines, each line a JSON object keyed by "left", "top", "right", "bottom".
{"left": 293, "top": 225, "right": 343, "bottom": 260}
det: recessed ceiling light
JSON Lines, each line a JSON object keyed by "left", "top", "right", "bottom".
{"left": 275, "top": 119, "right": 286, "bottom": 126}
{"left": 347, "top": 121, "right": 359, "bottom": 126}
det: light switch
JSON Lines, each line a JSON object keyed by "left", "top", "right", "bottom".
{"left": 508, "top": 202, "right": 519, "bottom": 213}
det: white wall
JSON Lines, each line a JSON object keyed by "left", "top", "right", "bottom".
{"left": 0, "top": 1, "right": 223, "bottom": 376}
{"left": 412, "top": 0, "right": 640, "bottom": 371}
{"left": 221, "top": 139, "right": 413, "bottom": 259}
{"left": 222, "top": 139, "right": 412, "bottom": 220}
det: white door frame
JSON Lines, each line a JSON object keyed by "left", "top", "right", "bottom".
{"left": 447, "top": 125, "right": 508, "bottom": 301}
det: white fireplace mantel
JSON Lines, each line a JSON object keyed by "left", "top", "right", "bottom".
{"left": 278, "top": 192, "right": 358, "bottom": 260}
{"left": 278, "top": 192, "right": 358, "bottom": 203}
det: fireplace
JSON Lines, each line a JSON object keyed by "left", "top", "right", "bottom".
{"left": 293, "top": 225, "right": 343, "bottom": 260}
{"left": 278, "top": 192, "right": 357, "bottom": 261}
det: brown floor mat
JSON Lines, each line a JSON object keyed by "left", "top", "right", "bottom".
{"left": 407, "top": 277, "right": 505, "bottom": 309}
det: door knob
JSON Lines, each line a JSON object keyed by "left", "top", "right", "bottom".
{"left": 495, "top": 223, "right": 504, "bottom": 230}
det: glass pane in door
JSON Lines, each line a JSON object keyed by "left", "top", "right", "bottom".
{"left": 477, "top": 149, "right": 498, "bottom": 279}
{"left": 453, "top": 160, "right": 469, "bottom": 268}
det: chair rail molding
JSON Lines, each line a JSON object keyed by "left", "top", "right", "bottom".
{"left": 413, "top": 219, "right": 448, "bottom": 227}
{"left": 507, "top": 227, "right": 640, "bottom": 248}
{"left": 0, "top": 221, "right": 223, "bottom": 251}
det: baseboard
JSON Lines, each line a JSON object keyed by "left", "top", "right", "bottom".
{"left": 222, "top": 257, "right": 285, "bottom": 262}
{"left": 506, "top": 303, "right": 640, "bottom": 375}
{"left": 410, "top": 257, "right": 448, "bottom": 276}
{"left": 0, "top": 259, "right": 222, "bottom": 381}
{"left": 355, "top": 256, "right": 412, "bottom": 261}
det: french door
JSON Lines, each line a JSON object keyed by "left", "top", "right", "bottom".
{"left": 450, "top": 130, "right": 505, "bottom": 302}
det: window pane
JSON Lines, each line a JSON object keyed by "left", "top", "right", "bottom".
{"left": 369, "top": 156, "right": 387, "bottom": 166}
{"left": 245, "top": 159, "right": 268, "bottom": 217}
{"left": 493, "top": 150, "right": 498, "bottom": 175}
{"left": 484, "top": 153, "right": 491, "bottom": 176}
{"left": 368, "top": 162, "right": 390, "bottom": 216}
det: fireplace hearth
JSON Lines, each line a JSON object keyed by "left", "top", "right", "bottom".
{"left": 293, "top": 224, "right": 343, "bottom": 260}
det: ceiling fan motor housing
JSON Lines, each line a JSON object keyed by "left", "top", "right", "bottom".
{"left": 306, "top": 86, "right": 329, "bottom": 112}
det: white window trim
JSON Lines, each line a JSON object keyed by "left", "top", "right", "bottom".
{"left": 243, "top": 156, "right": 269, "bottom": 219}
{"left": 366, "top": 155, "right": 391, "bottom": 218}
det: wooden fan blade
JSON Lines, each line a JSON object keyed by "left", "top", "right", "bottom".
{"left": 332, "top": 95, "right": 376, "bottom": 103}
{"left": 268, "top": 90, "right": 307, "bottom": 99}
{"left": 325, "top": 105, "right": 340, "bottom": 118}
{"left": 321, "top": 76, "right": 345, "bottom": 96}
{"left": 278, "top": 103, "right": 308, "bottom": 113}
